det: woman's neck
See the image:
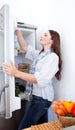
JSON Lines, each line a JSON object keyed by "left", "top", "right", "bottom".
{"left": 43, "top": 45, "right": 51, "bottom": 52}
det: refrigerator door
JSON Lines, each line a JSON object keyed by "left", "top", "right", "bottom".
{"left": 0, "top": 4, "right": 21, "bottom": 119}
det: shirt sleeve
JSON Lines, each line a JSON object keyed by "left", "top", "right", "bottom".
{"left": 34, "top": 53, "right": 59, "bottom": 88}
{"left": 25, "top": 45, "right": 39, "bottom": 62}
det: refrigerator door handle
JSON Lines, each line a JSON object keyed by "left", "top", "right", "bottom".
{"left": 0, "top": 84, "right": 9, "bottom": 118}
{"left": 5, "top": 86, "right": 12, "bottom": 119}
{"left": 0, "top": 84, "right": 9, "bottom": 101}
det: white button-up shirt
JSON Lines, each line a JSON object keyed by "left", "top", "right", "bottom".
{"left": 25, "top": 45, "right": 59, "bottom": 101}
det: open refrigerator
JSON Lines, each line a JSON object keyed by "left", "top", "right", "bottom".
{"left": 0, "top": 4, "right": 37, "bottom": 119}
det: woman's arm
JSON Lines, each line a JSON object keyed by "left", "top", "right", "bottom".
{"left": 2, "top": 61, "right": 37, "bottom": 83}
{"left": 15, "top": 28, "right": 28, "bottom": 52}
{"left": 16, "top": 71, "right": 37, "bottom": 83}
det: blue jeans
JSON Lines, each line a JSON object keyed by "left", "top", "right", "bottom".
{"left": 18, "top": 95, "right": 52, "bottom": 130}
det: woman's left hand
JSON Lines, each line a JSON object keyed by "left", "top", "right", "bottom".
{"left": 2, "top": 60, "right": 18, "bottom": 77}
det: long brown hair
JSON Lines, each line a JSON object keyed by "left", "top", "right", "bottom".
{"left": 49, "top": 30, "right": 62, "bottom": 80}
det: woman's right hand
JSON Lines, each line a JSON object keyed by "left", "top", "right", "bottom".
{"left": 15, "top": 28, "right": 28, "bottom": 52}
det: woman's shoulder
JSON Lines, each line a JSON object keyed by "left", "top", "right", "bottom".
{"left": 46, "top": 52, "right": 59, "bottom": 64}
{"left": 48, "top": 52, "right": 59, "bottom": 59}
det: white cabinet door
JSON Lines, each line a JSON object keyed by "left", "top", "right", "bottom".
{"left": 0, "top": 4, "right": 21, "bottom": 119}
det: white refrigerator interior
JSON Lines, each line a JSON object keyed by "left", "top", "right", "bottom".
{"left": 0, "top": 4, "right": 37, "bottom": 119}
{"left": 14, "top": 23, "right": 37, "bottom": 99}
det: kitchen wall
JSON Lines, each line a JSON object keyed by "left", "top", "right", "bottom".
{"left": 0, "top": 0, "right": 75, "bottom": 120}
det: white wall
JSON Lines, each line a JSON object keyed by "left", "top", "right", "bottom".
{"left": 0, "top": 0, "right": 75, "bottom": 119}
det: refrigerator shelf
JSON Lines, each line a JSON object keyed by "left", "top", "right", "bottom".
{"left": 18, "top": 50, "right": 26, "bottom": 54}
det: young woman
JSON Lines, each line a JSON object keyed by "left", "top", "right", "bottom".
{"left": 2, "top": 28, "right": 62, "bottom": 130}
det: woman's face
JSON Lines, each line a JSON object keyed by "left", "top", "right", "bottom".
{"left": 40, "top": 31, "right": 52, "bottom": 45}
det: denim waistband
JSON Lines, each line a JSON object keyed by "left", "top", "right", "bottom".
{"left": 32, "top": 95, "right": 43, "bottom": 100}
{"left": 32, "top": 95, "right": 51, "bottom": 103}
